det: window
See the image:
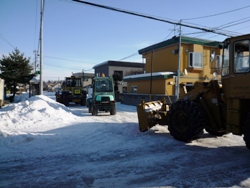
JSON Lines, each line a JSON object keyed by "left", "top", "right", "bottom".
{"left": 83, "top": 76, "right": 89, "bottom": 81}
{"left": 210, "top": 55, "right": 222, "bottom": 70}
{"left": 122, "top": 87, "right": 127, "bottom": 93}
{"left": 95, "top": 80, "right": 113, "bottom": 92}
{"left": 222, "top": 45, "right": 230, "bottom": 76}
{"left": 234, "top": 40, "right": 250, "bottom": 73}
{"left": 65, "top": 78, "right": 81, "bottom": 87}
{"left": 113, "top": 71, "right": 123, "bottom": 78}
{"left": 215, "top": 55, "right": 222, "bottom": 69}
{"left": 131, "top": 86, "right": 137, "bottom": 93}
{"left": 189, "top": 52, "right": 203, "bottom": 69}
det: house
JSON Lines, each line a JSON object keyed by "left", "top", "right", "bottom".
{"left": 29, "top": 77, "right": 40, "bottom": 97}
{"left": 122, "top": 36, "right": 222, "bottom": 105}
{"left": 93, "top": 60, "right": 145, "bottom": 93}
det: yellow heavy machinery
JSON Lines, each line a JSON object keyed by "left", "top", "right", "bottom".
{"left": 137, "top": 33, "right": 250, "bottom": 150}
{"left": 55, "top": 76, "right": 86, "bottom": 106}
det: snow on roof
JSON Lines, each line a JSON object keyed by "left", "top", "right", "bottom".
{"left": 29, "top": 77, "right": 39, "bottom": 84}
{"left": 123, "top": 71, "right": 175, "bottom": 80}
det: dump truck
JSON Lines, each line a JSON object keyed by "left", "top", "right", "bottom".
{"left": 55, "top": 76, "right": 86, "bottom": 106}
{"left": 137, "top": 33, "right": 250, "bottom": 150}
{"left": 87, "top": 74, "right": 116, "bottom": 116}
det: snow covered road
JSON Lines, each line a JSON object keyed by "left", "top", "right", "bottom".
{"left": 1, "top": 92, "right": 250, "bottom": 187}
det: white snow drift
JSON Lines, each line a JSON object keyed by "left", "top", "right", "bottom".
{"left": 0, "top": 92, "right": 250, "bottom": 187}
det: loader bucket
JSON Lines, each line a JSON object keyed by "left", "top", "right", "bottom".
{"left": 137, "top": 100, "right": 168, "bottom": 132}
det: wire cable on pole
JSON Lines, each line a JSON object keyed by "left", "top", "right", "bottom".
{"left": 183, "top": 5, "right": 250, "bottom": 21}
{"left": 0, "top": 34, "right": 15, "bottom": 49}
{"left": 72, "top": 0, "right": 233, "bottom": 37}
{"left": 119, "top": 53, "right": 139, "bottom": 61}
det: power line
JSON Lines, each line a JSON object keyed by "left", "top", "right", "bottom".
{"left": 183, "top": 5, "right": 250, "bottom": 20}
{"left": 0, "top": 34, "right": 15, "bottom": 49}
{"left": 217, "top": 17, "right": 250, "bottom": 30}
{"left": 72, "top": 0, "right": 233, "bottom": 37}
{"left": 164, "top": 28, "right": 175, "bottom": 40}
{"left": 181, "top": 15, "right": 248, "bottom": 39}
{"left": 177, "top": 7, "right": 250, "bottom": 39}
{"left": 44, "top": 63, "right": 88, "bottom": 70}
{"left": 119, "top": 53, "right": 139, "bottom": 61}
{"left": 44, "top": 55, "right": 93, "bottom": 64}
{"left": 187, "top": 16, "right": 250, "bottom": 39}
{"left": 181, "top": 19, "right": 241, "bottom": 36}
{"left": 215, "top": 16, "right": 250, "bottom": 28}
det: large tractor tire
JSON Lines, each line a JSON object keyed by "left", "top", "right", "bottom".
{"left": 63, "top": 95, "right": 69, "bottom": 106}
{"left": 88, "top": 104, "right": 93, "bottom": 113}
{"left": 92, "top": 106, "right": 98, "bottom": 116}
{"left": 168, "top": 100, "right": 205, "bottom": 142}
{"left": 80, "top": 98, "right": 86, "bottom": 106}
{"left": 243, "top": 114, "right": 250, "bottom": 150}
{"left": 110, "top": 107, "right": 116, "bottom": 115}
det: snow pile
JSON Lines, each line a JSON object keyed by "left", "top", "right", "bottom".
{"left": 0, "top": 93, "right": 80, "bottom": 136}
{"left": 1, "top": 92, "right": 250, "bottom": 187}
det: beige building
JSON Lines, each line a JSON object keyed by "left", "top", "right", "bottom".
{"left": 124, "top": 36, "right": 222, "bottom": 98}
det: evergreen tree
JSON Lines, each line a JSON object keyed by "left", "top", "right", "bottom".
{"left": 0, "top": 48, "right": 35, "bottom": 102}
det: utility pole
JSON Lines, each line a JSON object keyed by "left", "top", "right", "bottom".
{"left": 149, "top": 50, "right": 154, "bottom": 101}
{"left": 33, "top": 50, "right": 38, "bottom": 73}
{"left": 39, "top": 0, "right": 44, "bottom": 95}
{"left": 175, "top": 20, "right": 182, "bottom": 100}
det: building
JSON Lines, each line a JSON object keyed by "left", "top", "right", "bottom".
{"left": 72, "top": 72, "right": 95, "bottom": 89}
{"left": 93, "top": 60, "right": 145, "bottom": 93}
{"left": 122, "top": 36, "right": 222, "bottom": 105}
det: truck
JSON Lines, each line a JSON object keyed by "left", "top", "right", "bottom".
{"left": 137, "top": 33, "right": 250, "bottom": 150}
{"left": 87, "top": 75, "right": 116, "bottom": 116}
{"left": 55, "top": 76, "right": 86, "bottom": 106}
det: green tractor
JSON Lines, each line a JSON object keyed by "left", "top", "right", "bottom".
{"left": 87, "top": 75, "right": 116, "bottom": 116}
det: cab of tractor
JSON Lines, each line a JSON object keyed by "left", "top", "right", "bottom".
{"left": 220, "top": 34, "right": 250, "bottom": 149}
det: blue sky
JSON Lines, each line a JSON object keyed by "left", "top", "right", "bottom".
{"left": 1, "top": 0, "right": 250, "bottom": 81}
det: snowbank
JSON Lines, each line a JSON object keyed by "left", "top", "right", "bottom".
{"left": 1, "top": 92, "right": 250, "bottom": 187}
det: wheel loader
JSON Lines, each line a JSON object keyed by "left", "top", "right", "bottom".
{"left": 137, "top": 33, "right": 250, "bottom": 150}
{"left": 55, "top": 76, "right": 86, "bottom": 106}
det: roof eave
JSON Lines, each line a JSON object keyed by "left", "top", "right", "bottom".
{"left": 138, "top": 36, "right": 222, "bottom": 54}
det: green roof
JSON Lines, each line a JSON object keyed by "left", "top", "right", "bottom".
{"left": 138, "top": 36, "right": 222, "bottom": 54}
